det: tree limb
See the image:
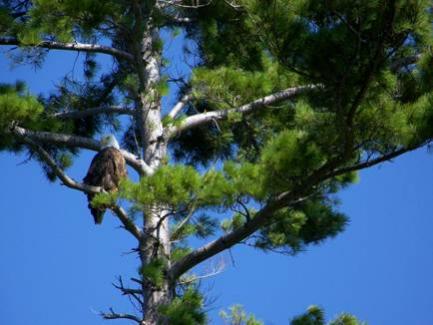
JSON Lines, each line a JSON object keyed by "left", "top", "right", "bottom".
{"left": 165, "top": 85, "right": 317, "bottom": 139}
{"left": 167, "top": 93, "right": 191, "bottom": 119}
{"left": 16, "top": 134, "right": 101, "bottom": 194}
{"left": 54, "top": 106, "right": 134, "bottom": 119}
{"left": 178, "top": 258, "right": 225, "bottom": 285}
{"left": 111, "top": 206, "right": 143, "bottom": 241}
{"left": 13, "top": 126, "right": 144, "bottom": 240}
{"left": 0, "top": 37, "right": 134, "bottom": 61}
{"left": 324, "top": 143, "right": 427, "bottom": 179}
{"left": 113, "top": 276, "right": 143, "bottom": 306}
{"left": 12, "top": 126, "right": 153, "bottom": 175}
{"left": 169, "top": 141, "right": 431, "bottom": 279}
{"left": 100, "top": 308, "right": 141, "bottom": 323}
{"left": 169, "top": 198, "right": 287, "bottom": 279}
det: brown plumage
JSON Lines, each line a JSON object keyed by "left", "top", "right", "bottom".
{"left": 83, "top": 147, "right": 127, "bottom": 224}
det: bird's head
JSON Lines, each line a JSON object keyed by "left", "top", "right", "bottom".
{"left": 100, "top": 134, "right": 120, "bottom": 150}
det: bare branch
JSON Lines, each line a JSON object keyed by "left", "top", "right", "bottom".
{"left": 54, "top": 106, "right": 134, "bottom": 119}
{"left": 12, "top": 126, "right": 144, "bottom": 240}
{"left": 169, "top": 140, "right": 431, "bottom": 279}
{"left": 12, "top": 126, "right": 153, "bottom": 175}
{"left": 165, "top": 85, "right": 317, "bottom": 139}
{"left": 0, "top": 37, "right": 134, "bottom": 61}
{"left": 130, "top": 277, "right": 145, "bottom": 286}
{"left": 101, "top": 308, "right": 141, "bottom": 323}
{"left": 14, "top": 132, "right": 101, "bottom": 194}
{"left": 167, "top": 93, "right": 191, "bottom": 119}
{"left": 111, "top": 206, "right": 143, "bottom": 241}
{"left": 325, "top": 143, "right": 428, "bottom": 179}
{"left": 178, "top": 258, "right": 225, "bottom": 285}
{"left": 113, "top": 276, "right": 143, "bottom": 306}
{"left": 169, "top": 197, "right": 287, "bottom": 279}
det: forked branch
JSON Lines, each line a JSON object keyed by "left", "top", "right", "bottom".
{"left": 12, "top": 126, "right": 143, "bottom": 240}
{"left": 100, "top": 308, "right": 141, "bottom": 323}
{"left": 15, "top": 133, "right": 101, "bottom": 194}
{"left": 112, "top": 276, "right": 143, "bottom": 306}
{"left": 12, "top": 126, "right": 153, "bottom": 175}
{"left": 165, "top": 85, "right": 317, "bottom": 139}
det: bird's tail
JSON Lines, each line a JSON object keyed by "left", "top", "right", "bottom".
{"left": 87, "top": 194, "right": 105, "bottom": 225}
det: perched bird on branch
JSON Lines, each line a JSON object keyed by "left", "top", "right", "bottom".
{"left": 83, "top": 135, "right": 127, "bottom": 224}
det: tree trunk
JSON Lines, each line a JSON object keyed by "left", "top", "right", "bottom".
{"left": 140, "top": 206, "right": 173, "bottom": 325}
{"left": 136, "top": 21, "right": 173, "bottom": 324}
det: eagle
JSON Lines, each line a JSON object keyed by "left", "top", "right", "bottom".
{"left": 83, "top": 135, "right": 127, "bottom": 224}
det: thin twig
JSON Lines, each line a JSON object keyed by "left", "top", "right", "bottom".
{"left": 100, "top": 308, "right": 141, "bottom": 323}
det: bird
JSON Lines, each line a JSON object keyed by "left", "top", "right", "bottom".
{"left": 83, "top": 135, "right": 127, "bottom": 224}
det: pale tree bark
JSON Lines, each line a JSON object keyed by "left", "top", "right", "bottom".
{"left": 164, "top": 85, "right": 318, "bottom": 139}
{"left": 11, "top": 126, "right": 152, "bottom": 175}
{"left": 0, "top": 36, "right": 134, "bottom": 61}
{"left": 131, "top": 3, "right": 173, "bottom": 323}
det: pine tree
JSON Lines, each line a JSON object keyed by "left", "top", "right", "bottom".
{"left": 1, "top": 0, "right": 433, "bottom": 324}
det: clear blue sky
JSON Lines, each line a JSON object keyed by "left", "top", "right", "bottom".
{"left": 1, "top": 34, "right": 433, "bottom": 325}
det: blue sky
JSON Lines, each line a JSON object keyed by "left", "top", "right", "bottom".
{"left": 1, "top": 36, "right": 433, "bottom": 325}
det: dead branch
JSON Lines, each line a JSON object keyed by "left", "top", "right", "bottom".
{"left": 100, "top": 308, "right": 141, "bottom": 323}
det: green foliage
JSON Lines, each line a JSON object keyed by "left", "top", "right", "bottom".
{"left": 159, "top": 287, "right": 206, "bottom": 325}
{"left": 221, "top": 213, "right": 247, "bottom": 233}
{"left": 254, "top": 199, "right": 347, "bottom": 254}
{"left": 329, "top": 314, "right": 366, "bottom": 325}
{"left": 0, "top": 82, "right": 43, "bottom": 129}
{"left": 140, "top": 258, "right": 166, "bottom": 289}
{"left": 162, "top": 115, "right": 174, "bottom": 127}
{"left": 171, "top": 222, "right": 197, "bottom": 242}
{"left": 291, "top": 305, "right": 325, "bottom": 325}
{"left": 220, "top": 305, "right": 264, "bottom": 325}
{"left": 176, "top": 0, "right": 433, "bottom": 170}
{"left": 260, "top": 130, "right": 324, "bottom": 194}
{"left": 171, "top": 116, "right": 235, "bottom": 165}
{"left": 0, "top": 82, "right": 46, "bottom": 150}
{"left": 191, "top": 57, "right": 299, "bottom": 109}
{"left": 11, "top": 0, "right": 124, "bottom": 43}
{"left": 174, "top": 57, "right": 303, "bottom": 166}
{"left": 171, "top": 246, "right": 192, "bottom": 263}
{"left": 156, "top": 76, "right": 169, "bottom": 97}
{"left": 186, "top": 1, "right": 263, "bottom": 69}
{"left": 91, "top": 191, "right": 117, "bottom": 208}
{"left": 194, "top": 214, "right": 219, "bottom": 238}
{"left": 291, "top": 306, "right": 365, "bottom": 325}
{"left": 0, "top": 7, "right": 14, "bottom": 33}
{"left": 120, "top": 163, "right": 259, "bottom": 211}
{"left": 120, "top": 165, "right": 202, "bottom": 208}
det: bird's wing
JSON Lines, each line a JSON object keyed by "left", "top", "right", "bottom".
{"left": 83, "top": 147, "right": 126, "bottom": 190}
